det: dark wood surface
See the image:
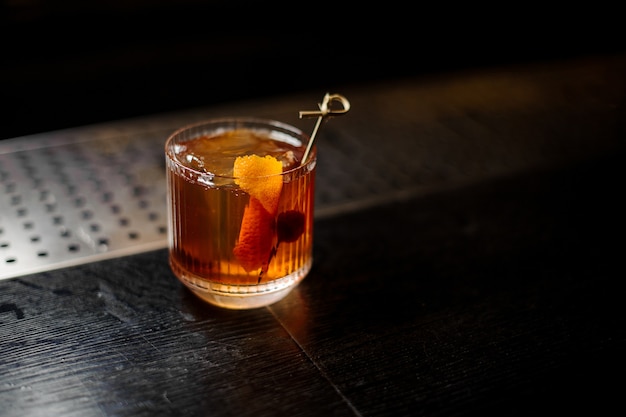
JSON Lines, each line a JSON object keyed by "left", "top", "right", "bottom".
{"left": 2, "top": 54, "right": 626, "bottom": 416}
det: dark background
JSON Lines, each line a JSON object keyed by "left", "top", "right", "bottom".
{"left": 2, "top": 1, "right": 623, "bottom": 140}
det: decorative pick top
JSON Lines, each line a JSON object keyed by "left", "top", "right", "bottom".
{"left": 299, "top": 93, "right": 351, "bottom": 165}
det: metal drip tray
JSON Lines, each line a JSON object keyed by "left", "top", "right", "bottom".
{"left": 0, "top": 127, "right": 172, "bottom": 279}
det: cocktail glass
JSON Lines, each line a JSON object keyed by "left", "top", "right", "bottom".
{"left": 165, "top": 118, "right": 316, "bottom": 309}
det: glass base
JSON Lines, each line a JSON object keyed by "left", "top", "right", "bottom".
{"left": 173, "top": 259, "right": 312, "bottom": 309}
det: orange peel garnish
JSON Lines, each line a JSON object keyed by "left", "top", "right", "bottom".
{"left": 233, "top": 154, "right": 284, "bottom": 273}
{"left": 233, "top": 197, "right": 275, "bottom": 272}
{"left": 234, "top": 154, "right": 283, "bottom": 214}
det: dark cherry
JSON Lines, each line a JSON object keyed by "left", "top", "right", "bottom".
{"left": 277, "top": 210, "right": 305, "bottom": 243}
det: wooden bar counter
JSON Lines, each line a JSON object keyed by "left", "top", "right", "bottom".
{"left": 1, "top": 53, "right": 625, "bottom": 416}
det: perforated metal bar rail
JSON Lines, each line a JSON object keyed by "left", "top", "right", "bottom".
{"left": 0, "top": 123, "right": 173, "bottom": 280}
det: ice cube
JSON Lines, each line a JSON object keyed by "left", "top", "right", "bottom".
{"left": 276, "top": 150, "right": 297, "bottom": 169}
{"left": 185, "top": 153, "right": 205, "bottom": 171}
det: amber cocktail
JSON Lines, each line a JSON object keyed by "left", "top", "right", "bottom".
{"left": 165, "top": 118, "right": 316, "bottom": 309}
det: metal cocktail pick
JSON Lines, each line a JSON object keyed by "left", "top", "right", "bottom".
{"left": 299, "top": 93, "right": 351, "bottom": 165}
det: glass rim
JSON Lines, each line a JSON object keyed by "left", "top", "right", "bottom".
{"left": 165, "top": 117, "right": 316, "bottom": 179}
